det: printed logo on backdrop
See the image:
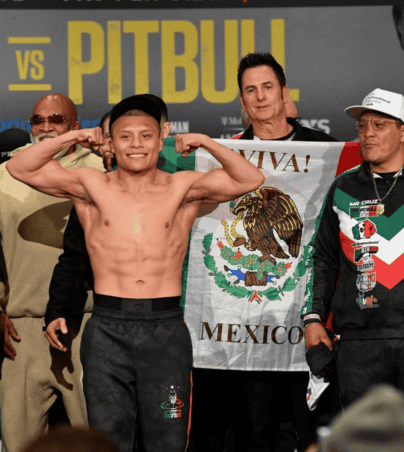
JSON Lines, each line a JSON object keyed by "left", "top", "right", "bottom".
{"left": 220, "top": 116, "right": 244, "bottom": 139}
{"left": 300, "top": 119, "right": 331, "bottom": 135}
{"left": 203, "top": 186, "right": 310, "bottom": 304}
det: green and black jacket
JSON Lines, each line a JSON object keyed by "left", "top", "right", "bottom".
{"left": 301, "top": 162, "right": 404, "bottom": 340}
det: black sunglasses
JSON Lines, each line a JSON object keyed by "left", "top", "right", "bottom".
{"left": 29, "top": 114, "right": 69, "bottom": 126}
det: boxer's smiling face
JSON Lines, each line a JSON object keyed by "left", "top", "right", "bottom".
{"left": 110, "top": 114, "right": 163, "bottom": 173}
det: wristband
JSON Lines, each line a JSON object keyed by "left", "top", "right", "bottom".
{"left": 303, "top": 313, "right": 321, "bottom": 323}
{"left": 303, "top": 314, "right": 322, "bottom": 332}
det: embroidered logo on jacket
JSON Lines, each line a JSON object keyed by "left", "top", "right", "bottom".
{"left": 351, "top": 217, "right": 380, "bottom": 309}
{"left": 338, "top": 191, "right": 404, "bottom": 291}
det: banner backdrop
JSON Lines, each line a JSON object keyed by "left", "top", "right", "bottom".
{"left": 178, "top": 139, "right": 361, "bottom": 371}
{"left": 1, "top": 5, "right": 404, "bottom": 141}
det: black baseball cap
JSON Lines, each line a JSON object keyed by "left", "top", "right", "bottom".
{"left": 139, "top": 94, "right": 168, "bottom": 122}
{"left": 109, "top": 95, "right": 161, "bottom": 133}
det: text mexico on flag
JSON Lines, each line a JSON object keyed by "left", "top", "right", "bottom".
{"left": 182, "top": 139, "right": 361, "bottom": 372}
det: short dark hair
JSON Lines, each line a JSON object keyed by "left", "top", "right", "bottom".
{"left": 100, "top": 111, "right": 111, "bottom": 132}
{"left": 237, "top": 52, "right": 286, "bottom": 92}
{"left": 395, "top": 118, "right": 404, "bottom": 129}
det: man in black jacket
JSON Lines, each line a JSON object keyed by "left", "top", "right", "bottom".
{"left": 192, "top": 52, "right": 339, "bottom": 452}
{"left": 233, "top": 53, "right": 336, "bottom": 143}
{"left": 303, "top": 88, "right": 404, "bottom": 409}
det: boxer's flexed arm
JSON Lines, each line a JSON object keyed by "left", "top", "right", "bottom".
{"left": 175, "top": 133, "right": 265, "bottom": 204}
{"left": 6, "top": 128, "right": 103, "bottom": 201}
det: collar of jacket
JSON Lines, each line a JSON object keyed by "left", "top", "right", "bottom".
{"left": 357, "top": 161, "right": 404, "bottom": 184}
{"left": 238, "top": 117, "right": 301, "bottom": 141}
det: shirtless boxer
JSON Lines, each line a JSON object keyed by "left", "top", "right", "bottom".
{"left": 6, "top": 95, "right": 265, "bottom": 452}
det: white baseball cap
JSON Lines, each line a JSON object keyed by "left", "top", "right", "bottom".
{"left": 345, "top": 88, "right": 404, "bottom": 122}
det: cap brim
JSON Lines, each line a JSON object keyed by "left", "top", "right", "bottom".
{"left": 345, "top": 104, "right": 403, "bottom": 121}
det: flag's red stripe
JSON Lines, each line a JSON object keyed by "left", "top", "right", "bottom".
{"left": 335, "top": 142, "right": 362, "bottom": 177}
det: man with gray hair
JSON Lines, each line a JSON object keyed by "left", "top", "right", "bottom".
{"left": 303, "top": 88, "right": 404, "bottom": 408}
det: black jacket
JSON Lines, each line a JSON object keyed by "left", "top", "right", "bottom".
{"left": 237, "top": 118, "right": 338, "bottom": 142}
{"left": 301, "top": 163, "right": 404, "bottom": 340}
{"left": 45, "top": 207, "right": 93, "bottom": 326}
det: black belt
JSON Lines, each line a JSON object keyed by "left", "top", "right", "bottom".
{"left": 94, "top": 293, "right": 181, "bottom": 313}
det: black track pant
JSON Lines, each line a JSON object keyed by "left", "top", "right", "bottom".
{"left": 336, "top": 338, "right": 404, "bottom": 409}
{"left": 80, "top": 295, "right": 193, "bottom": 452}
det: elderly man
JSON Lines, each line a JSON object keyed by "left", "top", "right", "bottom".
{"left": 303, "top": 88, "right": 404, "bottom": 408}
{"left": 0, "top": 93, "right": 104, "bottom": 452}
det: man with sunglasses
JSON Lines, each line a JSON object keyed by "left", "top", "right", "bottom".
{"left": 0, "top": 93, "right": 104, "bottom": 452}
{"left": 302, "top": 88, "right": 404, "bottom": 407}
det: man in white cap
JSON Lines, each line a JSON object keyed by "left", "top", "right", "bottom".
{"left": 302, "top": 88, "right": 404, "bottom": 408}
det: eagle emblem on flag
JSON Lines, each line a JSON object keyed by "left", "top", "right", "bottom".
{"left": 230, "top": 187, "right": 303, "bottom": 264}
{"left": 202, "top": 186, "right": 308, "bottom": 304}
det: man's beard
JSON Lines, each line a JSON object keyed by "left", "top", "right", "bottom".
{"left": 30, "top": 133, "right": 74, "bottom": 159}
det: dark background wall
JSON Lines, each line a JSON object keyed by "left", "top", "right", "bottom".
{"left": 0, "top": 0, "right": 403, "bottom": 141}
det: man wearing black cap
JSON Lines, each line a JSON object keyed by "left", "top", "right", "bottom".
{"left": 44, "top": 95, "right": 171, "bottom": 342}
{"left": 302, "top": 88, "right": 404, "bottom": 408}
{"left": 7, "top": 95, "right": 265, "bottom": 452}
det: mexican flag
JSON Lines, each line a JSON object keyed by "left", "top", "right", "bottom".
{"left": 161, "top": 138, "right": 361, "bottom": 371}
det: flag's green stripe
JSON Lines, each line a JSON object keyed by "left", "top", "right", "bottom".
{"left": 161, "top": 137, "right": 195, "bottom": 172}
